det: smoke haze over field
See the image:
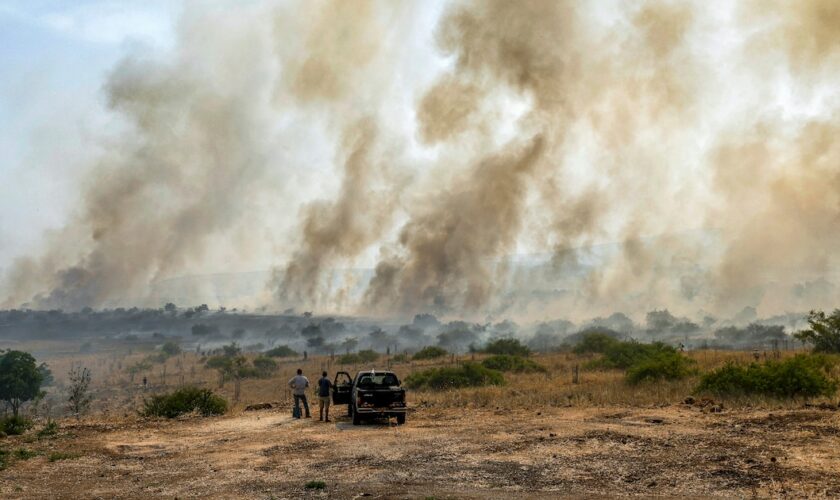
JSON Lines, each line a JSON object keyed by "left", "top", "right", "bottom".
{"left": 1, "top": 0, "right": 839, "bottom": 321}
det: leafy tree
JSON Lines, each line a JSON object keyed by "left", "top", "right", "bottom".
{"left": 306, "top": 336, "right": 325, "bottom": 348}
{"left": 191, "top": 323, "right": 220, "bottom": 336}
{"left": 66, "top": 365, "right": 92, "bottom": 420}
{"left": 795, "top": 309, "right": 840, "bottom": 353}
{"left": 221, "top": 343, "right": 241, "bottom": 357}
{"left": 341, "top": 337, "right": 358, "bottom": 354}
{"left": 37, "top": 362, "right": 54, "bottom": 387}
{"left": 301, "top": 323, "right": 322, "bottom": 339}
{"left": 160, "top": 341, "right": 182, "bottom": 357}
{"left": 646, "top": 309, "right": 677, "bottom": 332}
{"left": 0, "top": 350, "right": 43, "bottom": 417}
{"left": 164, "top": 302, "right": 177, "bottom": 314}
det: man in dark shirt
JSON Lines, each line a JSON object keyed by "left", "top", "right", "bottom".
{"left": 317, "top": 371, "right": 333, "bottom": 422}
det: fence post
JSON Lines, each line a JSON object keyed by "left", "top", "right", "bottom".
{"left": 572, "top": 364, "right": 579, "bottom": 384}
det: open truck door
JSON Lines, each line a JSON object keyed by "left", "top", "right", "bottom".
{"left": 332, "top": 371, "right": 352, "bottom": 405}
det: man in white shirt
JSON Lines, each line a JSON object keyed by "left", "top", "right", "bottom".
{"left": 288, "top": 368, "right": 311, "bottom": 418}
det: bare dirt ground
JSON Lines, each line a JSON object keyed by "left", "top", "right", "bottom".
{"left": 2, "top": 402, "right": 840, "bottom": 499}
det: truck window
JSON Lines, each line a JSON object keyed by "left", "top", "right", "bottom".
{"left": 357, "top": 373, "right": 399, "bottom": 387}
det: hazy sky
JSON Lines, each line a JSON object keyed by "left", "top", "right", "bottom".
{"left": 0, "top": 0, "right": 180, "bottom": 267}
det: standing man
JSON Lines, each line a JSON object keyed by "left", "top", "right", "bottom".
{"left": 317, "top": 371, "right": 333, "bottom": 422}
{"left": 288, "top": 368, "right": 311, "bottom": 418}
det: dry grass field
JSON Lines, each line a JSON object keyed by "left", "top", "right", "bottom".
{"left": 1, "top": 345, "right": 839, "bottom": 498}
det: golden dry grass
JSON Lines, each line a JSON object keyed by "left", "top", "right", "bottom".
{"left": 8, "top": 338, "right": 828, "bottom": 420}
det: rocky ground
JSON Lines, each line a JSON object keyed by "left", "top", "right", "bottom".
{"left": 1, "top": 402, "right": 839, "bottom": 499}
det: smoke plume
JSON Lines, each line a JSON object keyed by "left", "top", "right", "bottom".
{"left": 2, "top": 0, "right": 839, "bottom": 323}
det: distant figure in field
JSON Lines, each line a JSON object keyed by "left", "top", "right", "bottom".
{"left": 288, "top": 368, "right": 310, "bottom": 418}
{"left": 142, "top": 376, "right": 147, "bottom": 389}
{"left": 317, "top": 371, "right": 333, "bottom": 422}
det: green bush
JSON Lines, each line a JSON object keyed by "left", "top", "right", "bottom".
{"left": 391, "top": 353, "right": 409, "bottom": 363}
{"left": 0, "top": 449, "right": 7, "bottom": 470}
{"left": 481, "top": 355, "right": 546, "bottom": 373}
{"left": 625, "top": 351, "right": 697, "bottom": 384}
{"left": 572, "top": 332, "right": 621, "bottom": 354}
{"left": 483, "top": 338, "right": 531, "bottom": 357}
{"left": 264, "top": 345, "right": 298, "bottom": 358}
{"left": 305, "top": 480, "right": 326, "bottom": 490}
{"left": 0, "top": 415, "right": 33, "bottom": 436}
{"left": 13, "top": 448, "right": 37, "bottom": 460}
{"left": 338, "top": 353, "right": 361, "bottom": 364}
{"left": 338, "top": 349, "right": 380, "bottom": 364}
{"left": 252, "top": 356, "right": 278, "bottom": 377}
{"left": 404, "top": 363, "right": 505, "bottom": 390}
{"left": 412, "top": 346, "right": 448, "bottom": 360}
{"left": 696, "top": 355, "right": 837, "bottom": 398}
{"left": 141, "top": 386, "right": 228, "bottom": 418}
{"left": 357, "top": 349, "right": 379, "bottom": 362}
{"left": 48, "top": 451, "right": 79, "bottom": 462}
{"left": 37, "top": 421, "right": 59, "bottom": 438}
{"left": 160, "top": 341, "right": 182, "bottom": 357}
{"left": 590, "top": 341, "right": 677, "bottom": 370}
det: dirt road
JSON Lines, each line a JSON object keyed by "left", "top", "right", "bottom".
{"left": 2, "top": 403, "right": 840, "bottom": 498}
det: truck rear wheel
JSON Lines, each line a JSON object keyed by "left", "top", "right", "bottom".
{"left": 396, "top": 414, "right": 406, "bottom": 425}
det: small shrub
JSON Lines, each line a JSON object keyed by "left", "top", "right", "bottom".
{"left": 0, "top": 415, "right": 33, "bottom": 436}
{"left": 252, "top": 356, "right": 278, "bottom": 377}
{"left": 696, "top": 355, "right": 837, "bottom": 398}
{"left": 305, "top": 480, "right": 326, "bottom": 490}
{"left": 391, "top": 353, "right": 409, "bottom": 363}
{"left": 13, "top": 448, "right": 37, "bottom": 460}
{"left": 413, "top": 346, "right": 448, "bottom": 360}
{"left": 483, "top": 338, "right": 531, "bottom": 357}
{"left": 337, "top": 353, "right": 361, "bottom": 364}
{"left": 404, "top": 363, "right": 505, "bottom": 390}
{"left": 0, "top": 449, "right": 8, "bottom": 470}
{"left": 66, "top": 365, "right": 93, "bottom": 419}
{"left": 264, "top": 345, "right": 298, "bottom": 358}
{"left": 37, "top": 421, "right": 59, "bottom": 438}
{"left": 338, "top": 350, "right": 379, "bottom": 365}
{"left": 142, "top": 386, "right": 228, "bottom": 418}
{"left": 625, "top": 351, "right": 697, "bottom": 384}
{"left": 357, "top": 349, "right": 379, "bottom": 362}
{"left": 481, "top": 355, "right": 546, "bottom": 373}
{"left": 48, "top": 451, "right": 79, "bottom": 462}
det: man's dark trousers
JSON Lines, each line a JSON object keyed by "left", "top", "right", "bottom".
{"left": 294, "top": 394, "right": 310, "bottom": 418}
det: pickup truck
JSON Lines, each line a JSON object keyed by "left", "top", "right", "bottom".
{"left": 332, "top": 370, "right": 407, "bottom": 425}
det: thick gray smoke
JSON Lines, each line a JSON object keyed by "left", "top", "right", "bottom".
{"left": 2, "top": 0, "right": 839, "bottom": 323}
